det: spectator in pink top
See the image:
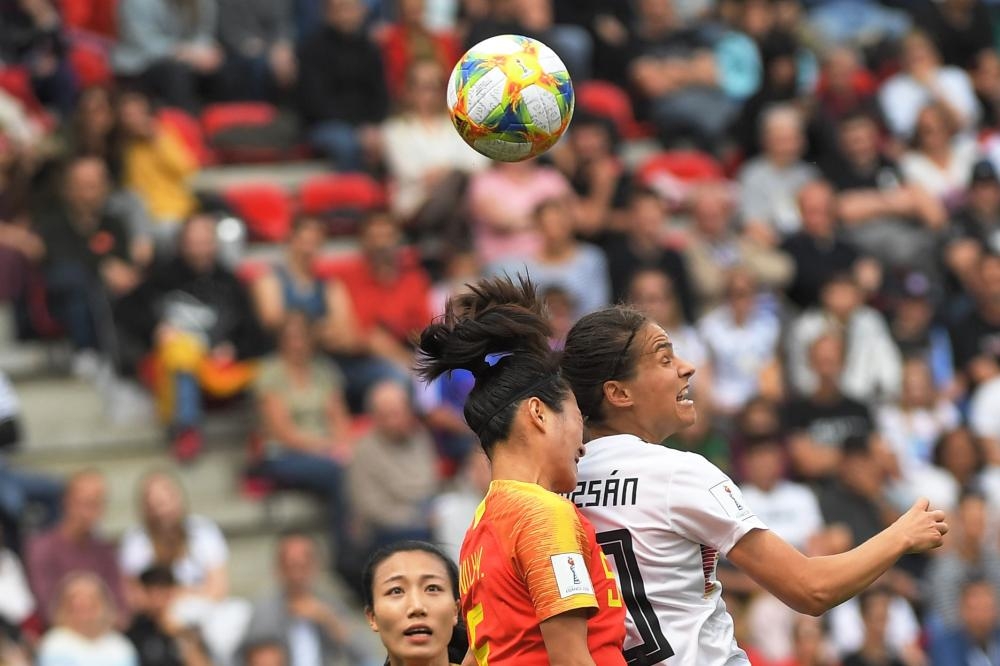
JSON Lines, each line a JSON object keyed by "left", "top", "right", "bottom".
{"left": 465, "top": 160, "right": 573, "bottom": 264}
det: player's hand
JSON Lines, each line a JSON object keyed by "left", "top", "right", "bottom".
{"left": 893, "top": 498, "right": 948, "bottom": 554}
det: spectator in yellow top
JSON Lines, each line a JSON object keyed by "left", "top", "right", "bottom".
{"left": 118, "top": 90, "right": 199, "bottom": 244}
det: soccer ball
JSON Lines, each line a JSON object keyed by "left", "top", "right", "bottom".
{"left": 447, "top": 34, "right": 575, "bottom": 162}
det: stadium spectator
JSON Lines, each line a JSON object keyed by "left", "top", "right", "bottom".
{"left": 683, "top": 181, "right": 793, "bottom": 315}
{"left": 115, "top": 214, "right": 267, "bottom": 459}
{"left": 781, "top": 180, "right": 873, "bottom": 310}
{"left": 243, "top": 532, "right": 371, "bottom": 664}
{"left": 57, "top": 86, "right": 124, "bottom": 183}
{"left": 944, "top": 160, "right": 1000, "bottom": 297}
{"left": 113, "top": 0, "right": 223, "bottom": 113}
{"left": 739, "top": 104, "right": 820, "bottom": 242}
{"left": 783, "top": 333, "right": 875, "bottom": 482}
{"left": 466, "top": 159, "right": 573, "bottom": 264}
{"left": 821, "top": 110, "right": 945, "bottom": 271}
{"left": 628, "top": 267, "right": 712, "bottom": 402}
{"left": 900, "top": 101, "right": 978, "bottom": 208}
{"left": 879, "top": 30, "right": 979, "bottom": 141}
{"left": 240, "top": 639, "right": 288, "bottom": 666}
{"left": 787, "top": 272, "right": 902, "bottom": 402}
{"left": 973, "top": 50, "right": 1000, "bottom": 129}
{"left": 600, "top": 187, "right": 696, "bottom": 320}
{"left": 125, "top": 566, "right": 213, "bottom": 666}
{"left": 817, "top": 435, "right": 896, "bottom": 548}
{"left": 33, "top": 156, "right": 142, "bottom": 375}
{"left": 789, "top": 615, "right": 838, "bottom": 666}
{"left": 815, "top": 47, "right": 881, "bottom": 132}
{"left": 297, "top": 0, "right": 387, "bottom": 171}
{"left": 551, "top": 111, "right": 629, "bottom": 236}
{"left": 488, "top": 197, "right": 610, "bottom": 319}
{"left": 0, "top": 526, "right": 34, "bottom": 632}
{"left": 378, "top": 0, "right": 459, "bottom": 101}
{"left": 381, "top": 58, "right": 487, "bottom": 243}
{"left": 738, "top": 429, "right": 824, "bottom": 552}
{"left": 879, "top": 357, "right": 962, "bottom": 508}
{"left": 252, "top": 312, "right": 354, "bottom": 554}
{"left": 36, "top": 573, "right": 138, "bottom": 666}
{"left": 0, "top": 132, "right": 39, "bottom": 305}
{"left": 215, "top": 0, "right": 297, "bottom": 103}
{"left": 430, "top": 450, "right": 490, "bottom": 564}
{"left": 117, "top": 90, "right": 200, "bottom": 240}
{"left": 840, "top": 587, "right": 922, "bottom": 666}
{"left": 249, "top": 216, "right": 358, "bottom": 349}
{"left": 27, "top": 470, "right": 126, "bottom": 625}
{"left": 908, "top": 0, "right": 996, "bottom": 70}
{"left": 886, "top": 271, "right": 956, "bottom": 393}
{"left": 0, "top": 371, "right": 62, "bottom": 553}
{"left": 0, "top": 0, "right": 76, "bottom": 115}
{"left": 414, "top": 365, "right": 475, "bottom": 469}
{"left": 949, "top": 252, "right": 1000, "bottom": 388}
{"left": 925, "top": 491, "right": 1000, "bottom": 630}
{"left": 933, "top": 427, "right": 995, "bottom": 499}
{"left": 698, "top": 267, "right": 783, "bottom": 415}
{"left": 801, "top": 0, "right": 911, "bottom": 48}
{"left": 626, "top": 0, "right": 745, "bottom": 155}
{"left": 336, "top": 211, "right": 430, "bottom": 410}
{"left": 119, "top": 472, "right": 251, "bottom": 665}
{"left": 930, "top": 578, "right": 1000, "bottom": 664}
{"left": 347, "top": 381, "right": 438, "bottom": 560}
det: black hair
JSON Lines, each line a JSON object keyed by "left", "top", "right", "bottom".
{"left": 138, "top": 565, "right": 176, "bottom": 588}
{"left": 239, "top": 638, "right": 288, "bottom": 666}
{"left": 363, "top": 540, "right": 469, "bottom": 664}
{"left": 561, "top": 306, "right": 649, "bottom": 422}
{"left": 416, "top": 275, "right": 570, "bottom": 455}
{"left": 932, "top": 426, "right": 985, "bottom": 472}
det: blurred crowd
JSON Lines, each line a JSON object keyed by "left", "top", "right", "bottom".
{"left": 4, "top": 0, "right": 1000, "bottom": 663}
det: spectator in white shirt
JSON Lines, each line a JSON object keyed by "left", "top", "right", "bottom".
{"left": 900, "top": 102, "right": 979, "bottom": 209}
{"left": 37, "top": 573, "right": 138, "bottom": 666}
{"left": 879, "top": 30, "right": 980, "bottom": 141}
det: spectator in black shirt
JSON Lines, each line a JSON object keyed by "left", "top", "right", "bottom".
{"left": 215, "top": 0, "right": 297, "bottom": 102}
{"left": 127, "top": 566, "right": 212, "bottom": 666}
{"left": 949, "top": 252, "right": 1000, "bottom": 388}
{"left": 33, "top": 156, "right": 141, "bottom": 374}
{"left": 817, "top": 434, "right": 896, "bottom": 547}
{"left": 972, "top": 50, "right": 1000, "bottom": 130}
{"left": 297, "top": 0, "right": 387, "bottom": 171}
{"left": 599, "top": 187, "right": 695, "bottom": 321}
{"left": 821, "top": 110, "right": 946, "bottom": 271}
{"left": 908, "top": 0, "right": 995, "bottom": 69}
{"left": 0, "top": 0, "right": 76, "bottom": 115}
{"left": 781, "top": 180, "right": 869, "bottom": 310}
{"left": 944, "top": 160, "right": 1000, "bottom": 298}
{"left": 842, "top": 588, "right": 910, "bottom": 666}
{"left": 783, "top": 332, "right": 875, "bottom": 482}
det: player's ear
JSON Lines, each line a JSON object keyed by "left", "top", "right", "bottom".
{"left": 365, "top": 607, "right": 379, "bottom": 633}
{"left": 526, "top": 396, "right": 547, "bottom": 432}
{"left": 602, "top": 379, "right": 633, "bottom": 409}
{"left": 452, "top": 599, "right": 460, "bottom": 626}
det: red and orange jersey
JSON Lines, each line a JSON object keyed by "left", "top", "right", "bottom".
{"left": 458, "top": 479, "right": 627, "bottom": 665}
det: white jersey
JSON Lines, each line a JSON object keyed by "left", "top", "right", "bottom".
{"left": 570, "top": 434, "right": 767, "bottom": 666}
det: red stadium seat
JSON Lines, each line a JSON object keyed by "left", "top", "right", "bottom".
{"left": 60, "top": 0, "right": 118, "bottom": 38}
{"left": 575, "top": 80, "right": 654, "bottom": 139}
{"left": 201, "top": 102, "right": 278, "bottom": 138}
{"left": 0, "top": 67, "right": 43, "bottom": 114}
{"left": 298, "top": 172, "right": 386, "bottom": 236}
{"left": 157, "top": 107, "right": 215, "bottom": 166}
{"left": 223, "top": 183, "right": 294, "bottom": 242}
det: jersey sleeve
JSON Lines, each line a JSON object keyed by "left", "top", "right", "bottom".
{"left": 511, "top": 495, "right": 600, "bottom": 622}
{"left": 665, "top": 453, "right": 768, "bottom": 556}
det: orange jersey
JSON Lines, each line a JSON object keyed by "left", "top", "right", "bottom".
{"left": 458, "top": 480, "right": 627, "bottom": 665}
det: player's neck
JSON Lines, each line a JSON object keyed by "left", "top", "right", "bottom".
{"left": 490, "top": 447, "right": 551, "bottom": 490}
{"left": 387, "top": 654, "right": 450, "bottom": 666}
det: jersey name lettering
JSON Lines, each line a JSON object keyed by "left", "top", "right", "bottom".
{"left": 565, "top": 471, "right": 638, "bottom": 508}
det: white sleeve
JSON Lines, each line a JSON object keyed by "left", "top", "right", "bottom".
{"left": 664, "top": 453, "right": 767, "bottom": 556}
{"left": 939, "top": 68, "right": 980, "bottom": 131}
{"left": 118, "top": 529, "right": 153, "bottom": 577}
{"left": 969, "top": 381, "right": 1000, "bottom": 440}
{"left": 188, "top": 517, "right": 229, "bottom": 569}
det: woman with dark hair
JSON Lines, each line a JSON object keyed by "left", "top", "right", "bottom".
{"left": 415, "top": 277, "right": 625, "bottom": 665}
{"left": 558, "top": 304, "right": 948, "bottom": 665}
{"left": 364, "top": 540, "right": 467, "bottom": 666}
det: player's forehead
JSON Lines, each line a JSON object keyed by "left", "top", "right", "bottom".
{"left": 636, "top": 323, "right": 672, "bottom": 355}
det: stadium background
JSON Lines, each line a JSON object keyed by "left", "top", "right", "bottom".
{"left": 3, "top": 0, "right": 1000, "bottom": 663}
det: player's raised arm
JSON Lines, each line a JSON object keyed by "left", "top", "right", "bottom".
{"left": 727, "top": 497, "right": 947, "bottom": 616}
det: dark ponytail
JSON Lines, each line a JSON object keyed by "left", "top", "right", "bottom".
{"left": 416, "top": 276, "right": 570, "bottom": 456}
{"left": 561, "top": 306, "right": 648, "bottom": 422}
